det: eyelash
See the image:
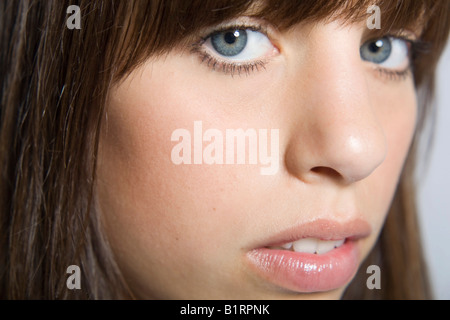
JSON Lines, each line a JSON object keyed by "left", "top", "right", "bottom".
{"left": 375, "top": 68, "right": 412, "bottom": 81}
{"left": 191, "top": 24, "right": 428, "bottom": 81}
{"left": 190, "top": 48, "right": 268, "bottom": 76}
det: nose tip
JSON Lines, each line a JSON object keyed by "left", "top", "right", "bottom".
{"left": 319, "top": 132, "right": 387, "bottom": 183}
{"left": 346, "top": 133, "right": 387, "bottom": 181}
{"left": 285, "top": 105, "right": 388, "bottom": 185}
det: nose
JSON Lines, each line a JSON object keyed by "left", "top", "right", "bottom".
{"left": 284, "top": 25, "right": 387, "bottom": 184}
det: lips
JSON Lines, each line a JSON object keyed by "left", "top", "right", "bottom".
{"left": 246, "top": 218, "right": 371, "bottom": 293}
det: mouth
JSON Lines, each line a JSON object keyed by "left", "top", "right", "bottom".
{"left": 246, "top": 218, "right": 371, "bottom": 293}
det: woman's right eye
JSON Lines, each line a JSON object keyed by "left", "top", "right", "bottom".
{"left": 203, "top": 28, "right": 274, "bottom": 62}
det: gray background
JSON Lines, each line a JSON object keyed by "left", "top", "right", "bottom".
{"left": 418, "top": 40, "right": 450, "bottom": 300}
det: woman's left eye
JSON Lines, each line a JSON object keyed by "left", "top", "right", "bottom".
{"left": 360, "top": 37, "right": 411, "bottom": 70}
{"left": 204, "top": 28, "right": 274, "bottom": 62}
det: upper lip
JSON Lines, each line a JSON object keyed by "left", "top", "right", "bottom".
{"left": 254, "top": 218, "right": 372, "bottom": 248}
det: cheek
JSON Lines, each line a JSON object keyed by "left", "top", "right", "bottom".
{"left": 96, "top": 55, "right": 283, "bottom": 298}
{"left": 364, "top": 79, "right": 417, "bottom": 223}
{"left": 98, "top": 55, "right": 277, "bottom": 233}
{"left": 381, "top": 80, "right": 416, "bottom": 181}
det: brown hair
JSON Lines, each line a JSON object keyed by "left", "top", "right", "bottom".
{"left": 1, "top": 0, "right": 449, "bottom": 299}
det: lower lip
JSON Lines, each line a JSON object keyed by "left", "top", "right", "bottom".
{"left": 246, "top": 240, "right": 359, "bottom": 293}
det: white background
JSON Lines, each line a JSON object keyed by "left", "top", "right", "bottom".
{"left": 418, "top": 40, "right": 450, "bottom": 300}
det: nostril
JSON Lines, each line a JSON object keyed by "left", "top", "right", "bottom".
{"left": 311, "top": 166, "right": 342, "bottom": 180}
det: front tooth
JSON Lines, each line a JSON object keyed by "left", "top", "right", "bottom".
{"left": 292, "top": 238, "right": 345, "bottom": 254}
{"left": 281, "top": 242, "right": 293, "bottom": 250}
{"left": 316, "top": 240, "right": 337, "bottom": 255}
{"left": 334, "top": 239, "right": 345, "bottom": 248}
{"left": 292, "top": 238, "right": 318, "bottom": 254}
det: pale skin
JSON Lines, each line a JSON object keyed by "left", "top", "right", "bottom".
{"left": 96, "top": 19, "right": 417, "bottom": 299}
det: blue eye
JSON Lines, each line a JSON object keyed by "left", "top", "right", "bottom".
{"left": 211, "top": 29, "right": 248, "bottom": 57}
{"left": 360, "top": 37, "right": 410, "bottom": 69}
{"left": 361, "top": 37, "right": 391, "bottom": 63}
{"left": 205, "top": 28, "right": 274, "bottom": 62}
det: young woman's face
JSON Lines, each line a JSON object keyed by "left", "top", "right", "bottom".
{"left": 96, "top": 19, "right": 417, "bottom": 299}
